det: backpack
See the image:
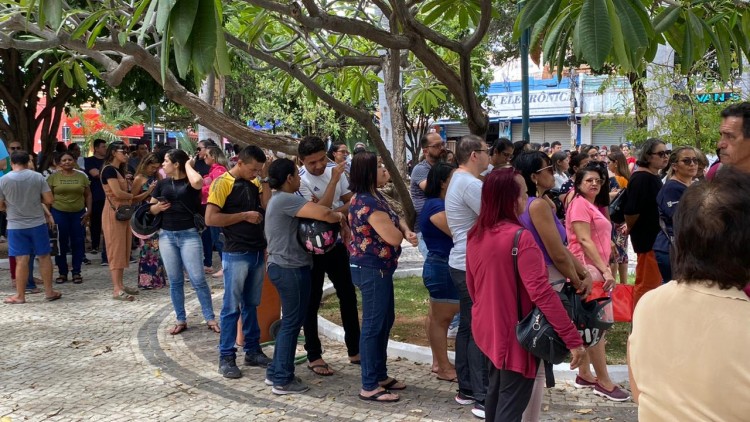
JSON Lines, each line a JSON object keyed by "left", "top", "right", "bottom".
{"left": 609, "top": 189, "right": 627, "bottom": 224}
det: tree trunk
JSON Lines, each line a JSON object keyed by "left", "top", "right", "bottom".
{"left": 628, "top": 71, "right": 648, "bottom": 129}
{"left": 383, "top": 49, "right": 408, "bottom": 180}
{"left": 198, "top": 72, "right": 224, "bottom": 143}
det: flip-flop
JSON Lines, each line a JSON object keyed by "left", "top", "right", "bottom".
{"left": 113, "top": 291, "right": 135, "bottom": 302}
{"left": 45, "top": 292, "right": 63, "bottom": 302}
{"left": 436, "top": 375, "right": 458, "bottom": 383}
{"left": 72, "top": 274, "right": 83, "bottom": 284}
{"left": 308, "top": 363, "right": 334, "bottom": 376}
{"left": 379, "top": 378, "right": 406, "bottom": 390}
{"left": 350, "top": 360, "right": 361, "bottom": 365}
{"left": 55, "top": 276, "right": 67, "bottom": 284}
{"left": 3, "top": 296, "right": 25, "bottom": 304}
{"left": 207, "top": 321, "right": 221, "bottom": 333}
{"left": 122, "top": 286, "right": 140, "bottom": 295}
{"left": 170, "top": 323, "right": 188, "bottom": 335}
{"left": 358, "top": 390, "right": 399, "bottom": 403}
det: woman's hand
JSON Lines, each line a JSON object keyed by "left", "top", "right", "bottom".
{"left": 574, "top": 271, "right": 593, "bottom": 297}
{"left": 404, "top": 230, "right": 418, "bottom": 247}
{"left": 150, "top": 202, "right": 171, "bottom": 215}
{"left": 81, "top": 212, "right": 91, "bottom": 226}
{"left": 147, "top": 180, "right": 157, "bottom": 192}
{"left": 46, "top": 213, "right": 56, "bottom": 229}
{"left": 569, "top": 346, "right": 586, "bottom": 370}
{"left": 603, "top": 269, "right": 616, "bottom": 291}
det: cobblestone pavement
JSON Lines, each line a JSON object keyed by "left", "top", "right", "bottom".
{"left": 0, "top": 251, "right": 637, "bottom": 421}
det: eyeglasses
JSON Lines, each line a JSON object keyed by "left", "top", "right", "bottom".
{"left": 336, "top": 150, "right": 349, "bottom": 155}
{"left": 535, "top": 164, "right": 554, "bottom": 174}
{"left": 426, "top": 143, "right": 445, "bottom": 149}
{"left": 474, "top": 149, "right": 489, "bottom": 154}
{"left": 587, "top": 153, "right": 599, "bottom": 158}
{"left": 680, "top": 158, "right": 700, "bottom": 165}
{"left": 9, "top": 147, "right": 21, "bottom": 150}
{"left": 649, "top": 150, "right": 671, "bottom": 158}
{"left": 583, "top": 178, "right": 603, "bottom": 185}
{"left": 115, "top": 149, "right": 126, "bottom": 154}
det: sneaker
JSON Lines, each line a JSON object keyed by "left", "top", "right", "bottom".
{"left": 264, "top": 378, "right": 273, "bottom": 386}
{"left": 129, "top": 256, "right": 137, "bottom": 264}
{"left": 573, "top": 375, "right": 598, "bottom": 389}
{"left": 88, "top": 248, "right": 99, "bottom": 254}
{"left": 245, "top": 351, "right": 273, "bottom": 368}
{"left": 455, "top": 390, "right": 476, "bottom": 405}
{"left": 447, "top": 313, "right": 459, "bottom": 339}
{"left": 218, "top": 356, "right": 242, "bottom": 379}
{"left": 82, "top": 258, "right": 92, "bottom": 265}
{"left": 471, "top": 402, "right": 485, "bottom": 419}
{"left": 593, "top": 383, "right": 631, "bottom": 402}
{"left": 272, "top": 378, "right": 309, "bottom": 395}
{"left": 0, "top": 235, "right": 6, "bottom": 243}
{"left": 100, "top": 261, "right": 109, "bottom": 267}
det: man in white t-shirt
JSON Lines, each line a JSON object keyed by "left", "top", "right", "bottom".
{"left": 445, "top": 134, "right": 490, "bottom": 418}
{"left": 297, "top": 136, "right": 360, "bottom": 375}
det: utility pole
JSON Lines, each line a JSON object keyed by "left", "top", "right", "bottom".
{"left": 519, "top": 1, "right": 530, "bottom": 142}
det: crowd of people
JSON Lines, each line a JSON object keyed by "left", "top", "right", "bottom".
{"left": 1, "top": 101, "right": 750, "bottom": 421}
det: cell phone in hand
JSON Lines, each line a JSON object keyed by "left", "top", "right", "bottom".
{"left": 155, "top": 196, "right": 168, "bottom": 203}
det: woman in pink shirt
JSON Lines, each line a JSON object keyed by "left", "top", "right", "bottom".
{"left": 566, "top": 163, "right": 630, "bottom": 402}
{"left": 202, "top": 147, "right": 228, "bottom": 278}
{"left": 466, "top": 168, "right": 585, "bottom": 422}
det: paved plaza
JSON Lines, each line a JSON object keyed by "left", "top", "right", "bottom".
{"left": 0, "top": 249, "right": 637, "bottom": 422}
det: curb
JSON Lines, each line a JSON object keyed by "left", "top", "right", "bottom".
{"left": 318, "top": 280, "right": 630, "bottom": 383}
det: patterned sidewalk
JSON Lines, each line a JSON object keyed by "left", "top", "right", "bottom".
{"left": 0, "top": 252, "right": 637, "bottom": 421}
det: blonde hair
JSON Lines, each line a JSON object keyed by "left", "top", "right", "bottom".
{"left": 206, "top": 146, "right": 228, "bottom": 169}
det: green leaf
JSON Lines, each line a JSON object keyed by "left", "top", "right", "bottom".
{"left": 41, "top": 0, "right": 62, "bottom": 30}
{"left": 605, "top": 0, "right": 629, "bottom": 70}
{"left": 577, "top": 0, "right": 611, "bottom": 70}
{"left": 614, "top": 0, "right": 649, "bottom": 65}
{"left": 156, "top": 0, "right": 178, "bottom": 33}
{"left": 653, "top": 5, "right": 681, "bottom": 34}
{"left": 160, "top": 20, "right": 172, "bottom": 84}
{"left": 62, "top": 65, "right": 74, "bottom": 88}
{"left": 127, "top": 0, "right": 152, "bottom": 33}
{"left": 680, "top": 21, "right": 694, "bottom": 71}
{"left": 189, "top": 0, "right": 219, "bottom": 78}
{"left": 88, "top": 18, "right": 109, "bottom": 49}
{"left": 72, "top": 62, "right": 88, "bottom": 88}
{"left": 80, "top": 59, "right": 101, "bottom": 78}
{"left": 515, "top": 0, "right": 554, "bottom": 38}
{"left": 214, "top": 12, "right": 232, "bottom": 75}
{"left": 173, "top": 36, "right": 192, "bottom": 79}
{"left": 171, "top": 0, "right": 199, "bottom": 46}
{"left": 422, "top": 2, "right": 455, "bottom": 26}
{"left": 71, "top": 10, "right": 106, "bottom": 40}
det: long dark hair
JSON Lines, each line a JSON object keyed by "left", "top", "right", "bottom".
{"left": 424, "top": 162, "right": 455, "bottom": 198}
{"left": 514, "top": 151, "right": 551, "bottom": 197}
{"left": 164, "top": 149, "right": 189, "bottom": 177}
{"left": 104, "top": 141, "right": 128, "bottom": 174}
{"left": 267, "top": 158, "right": 297, "bottom": 190}
{"left": 348, "top": 151, "right": 378, "bottom": 194}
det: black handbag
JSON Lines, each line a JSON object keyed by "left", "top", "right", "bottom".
{"left": 512, "top": 228, "right": 571, "bottom": 365}
{"left": 609, "top": 188, "right": 627, "bottom": 224}
{"left": 100, "top": 165, "right": 135, "bottom": 221}
{"left": 171, "top": 179, "right": 206, "bottom": 233}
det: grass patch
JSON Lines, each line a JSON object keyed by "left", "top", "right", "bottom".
{"left": 320, "top": 275, "right": 629, "bottom": 363}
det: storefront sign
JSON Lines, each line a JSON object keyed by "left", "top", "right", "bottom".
{"left": 489, "top": 89, "right": 576, "bottom": 117}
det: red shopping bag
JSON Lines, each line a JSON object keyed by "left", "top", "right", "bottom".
{"left": 586, "top": 282, "right": 633, "bottom": 323}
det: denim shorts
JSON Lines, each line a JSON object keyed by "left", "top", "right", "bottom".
{"left": 8, "top": 224, "right": 51, "bottom": 257}
{"left": 422, "top": 252, "right": 459, "bottom": 303}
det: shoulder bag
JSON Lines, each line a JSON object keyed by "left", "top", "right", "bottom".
{"left": 513, "top": 228, "right": 571, "bottom": 365}
{"left": 100, "top": 165, "right": 135, "bottom": 221}
{"left": 609, "top": 188, "right": 627, "bottom": 224}
{"left": 171, "top": 179, "right": 206, "bottom": 233}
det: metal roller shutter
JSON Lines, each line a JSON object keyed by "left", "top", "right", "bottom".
{"left": 592, "top": 120, "right": 628, "bottom": 147}
{"left": 445, "top": 124, "right": 471, "bottom": 138}
{"left": 513, "top": 120, "right": 569, "bottom": 144}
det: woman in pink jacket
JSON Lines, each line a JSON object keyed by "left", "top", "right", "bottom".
{"left": 201, "top": 146, "right": 228, "bottom": 278}
{"left": 466, "top": 168, "right": 586, "bottom": 422}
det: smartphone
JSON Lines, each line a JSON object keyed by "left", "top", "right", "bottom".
{"left": 154, "top": 196, "right": 168, "bottom": 203}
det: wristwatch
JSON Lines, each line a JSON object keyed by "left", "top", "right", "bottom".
{"left": 260, "top": 177, "right": 270, "bottom": 184}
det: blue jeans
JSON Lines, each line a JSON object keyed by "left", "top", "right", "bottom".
{"left": 51, "top": 208, "right": 86, "bottom": 276}
{"left": 266, "top": 264, "right": 311, "bottom": 386}
{"left": 219, "top": 250, "right": 265, "bottom": 357}
{"left": 350, "top": 264, "right": 395, "bottom": 391}
{"left": 159, "top": 228, "right": 215, "bottom": 322}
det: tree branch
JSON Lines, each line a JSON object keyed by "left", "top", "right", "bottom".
{"left": 461, "top": 0, "right": 493, "bottom": 53}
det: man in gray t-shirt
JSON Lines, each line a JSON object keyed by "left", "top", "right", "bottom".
{"left": 410, "top": 132, "right": 446, "bottom": 257}
{"left": 444, "top": 135, "right": 489, "bottom": 411}
{"left": 0, "top": 151, "right": 61, "bottom": 304}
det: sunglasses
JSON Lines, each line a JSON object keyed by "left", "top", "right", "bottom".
{"left": 679, "top": 158, "right": 700, "bottom": 165}
{"left": 583, "top": 178, "right": 603, "bottom": 185}
{"left": 649, "top": 150, "right": 671, "bottom": 158}
{"left": 9, "top": 147, "right": 21, "bottom": 150}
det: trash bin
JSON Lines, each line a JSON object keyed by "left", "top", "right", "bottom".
{"left": 257, "top": 270, "right": 281, "bottom": 343}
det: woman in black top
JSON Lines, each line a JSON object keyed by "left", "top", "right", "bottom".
{"left": 149, "top": 149, "right": 218, "bottom": 335}
{"left": 623, "top": 138, "right": 669, "bottom": 308}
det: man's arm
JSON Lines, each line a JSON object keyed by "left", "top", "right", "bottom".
{"left": 42, "top": 191, "right": 54, "bottom": 206}
{"left": 315, "top": 162, "right": 346, "bottom": 208}
{"left": 205, "top": 203, "right": 262, "bottom": 227}
{"left": 0, "top": 199, "right": 5, "bottom": 211}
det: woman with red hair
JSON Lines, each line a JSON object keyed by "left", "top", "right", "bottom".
{"left": 466, "top": 168, "right": 586, "bottom": 422}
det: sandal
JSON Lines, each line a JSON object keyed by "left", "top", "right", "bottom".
{"left": 113, "top": 291, "right": 135, "bottom": 302}
{"left": 170, "top": 322, "right": 188, "bottom": 335}
{"left": 358, "top": 389, "right": 399, "bottom": 403}
{"left": 122, "top": 285, "right": 140, "bottom": 296}
{"left": 45, "top": 291, "right": 63, "bottom": 302}
{"left": 72, "top": 274, "right": 83, "bottom": 284}
{"left": 308, "top": 363, "right": 334, "bottom": 376}
{"left": 55, "top": 276, "right": 68, "bottom": 284}
{"left": 379, "top": 378, "right": 406, "bottom": 390}
{"left": 207, "top": 320, "right": 220, "bottom": 333}
{"left": 4, "top": 295, "right": 25, "bottom": 305}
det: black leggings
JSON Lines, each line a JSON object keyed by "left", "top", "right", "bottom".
{"left": 485, "top": 364, "right": 536, "bottom": 422}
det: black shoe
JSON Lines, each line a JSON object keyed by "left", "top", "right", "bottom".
{"left": 88, "top": 248, "right": 99, "bottom": 254}
{"left": 82, "top": 258, "right": 92, "bottom": 265}
{"left": 244, "top": 351, "right": 272, "bottom": 368}
{"left": 218, "top": 356, "right": 242, "bottom": 379}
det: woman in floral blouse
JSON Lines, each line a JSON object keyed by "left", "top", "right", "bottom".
{"left": 348, "top": 151, "right": 418, "bottom": 403}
